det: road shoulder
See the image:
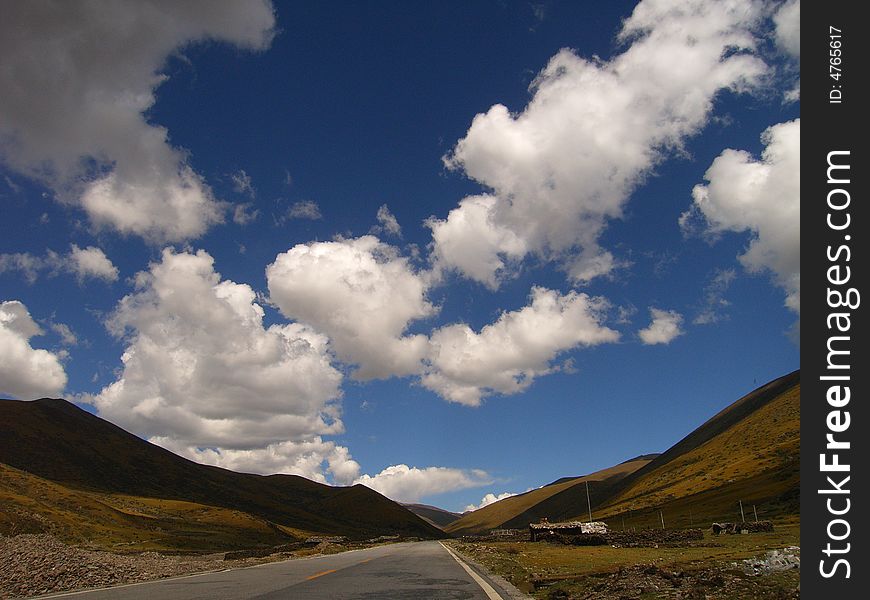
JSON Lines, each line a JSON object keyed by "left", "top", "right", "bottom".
{"left": 440, "top": 541, "right": 530, "bottom": 599}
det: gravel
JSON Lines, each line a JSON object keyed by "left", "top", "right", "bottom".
{"left": 0, "top": 534, "right": 284, "bottom": 599}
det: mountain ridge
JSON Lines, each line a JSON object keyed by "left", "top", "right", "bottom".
{"left": 446, "top": 370, "right": 799, "bottom": 535}
{"left": 0, "top": 398, "right": 444, "bottom": 550}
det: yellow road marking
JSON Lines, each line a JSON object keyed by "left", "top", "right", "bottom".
{"left": 359, "top": 557, "right": 374, "bottom": 563}
{"left": 305, "top": 569, "right": 337, "bottom": 581}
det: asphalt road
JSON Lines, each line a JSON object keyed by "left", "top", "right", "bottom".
{"left": 38, "top": 541, "right": 521, "bottom": 599}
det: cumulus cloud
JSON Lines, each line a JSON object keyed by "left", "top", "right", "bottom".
{"left": 638, "top": 308, "right": 684, "bottom": 345}
{"left": 423, "top": 287, "right": 619, "bottom": 405}
{"left": 353, "top": 465, "right": 492, "bottom": 504}
{"left": 773, "top": 0, "right": 800, "bottom": 58}
{"left": 773, "top": 0, "right": 799, "bottom": 101}
{"left": 0, "top": 1, "right": 275, "bottom": 242}
{"left": 154, "top": 436, "right": 362, "bottom": 485}
{"left": 427, "top": 195, "right": 527, "bottom": 289}
{"left": 686, "top": 119, "right": 800, "bottom": 314}
{"left": 464, "top": 491, "right": 518, "bottom": 513}
{"left": 430, "top": 0, "right": 768, "bottom": 286}
{"left": 85, "top": 248, "right": 352, "bottom": 481}
{"left": 0, "top": 245, "right": 118, "bottom": 283}
{"left": 68, "top": 245, "right": 119, "bottom": 282}
{"left": 0, "top": 300, "right": 67, "bottom": 399}
{"left": 267, "top": 236, "right": 435, "bottom": 379}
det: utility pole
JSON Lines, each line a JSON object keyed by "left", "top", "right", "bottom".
{"left": 660, "top": 510, "right": 665, "bottom": 530}
{"left": 739, "top": 500, "right": 745, "bottom": 523}
{"left": 753, "top": 505, "right": 758, "bottom": 523}
{"left": 585, "top": 480, "right": 592, "bottom": 523}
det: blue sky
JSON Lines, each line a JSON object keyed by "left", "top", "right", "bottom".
{"left": 1, "top": 0, "right": 799, "bottom": 513}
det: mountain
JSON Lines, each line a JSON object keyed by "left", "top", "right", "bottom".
{"left": 446, "top": 370, "right": 799, "bottom": 535}
{"left": 402, "top": 503, "right": 463, "bottom": 529}
{"left": 0, "top": 398, "right": 444, "bottom": 551}
{"left": 590, "top": 370, "right": 800, "bottom": 528}
{"left": 446, "top": 455, "right": 655, "bottom": 536}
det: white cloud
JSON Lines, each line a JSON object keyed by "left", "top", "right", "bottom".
{"left": 773, "top": 0, "right": 799, "bottom": 101}
{"left": 0, "top": 300, "right": 67, "bottom": 399}
{"left": 231, "top": 169, "right": 256, "bottom": 198}
{"left": 423, "top": 287, "right": 619, "bottom": 405}
{"left": 267, "top": 236, "right": 435, "bottom": 379}
{"left": 230, "top": 170, "right": 260, "bottom": 225}
{"left": 431, "top": 0, "right": 767, "bottom": 286}
{"left": 638, "top": 308, "right": 684, "bottom": 345}
{"left": 80, "top": 247, "right": 496, "bottom": 486}
{"left": 68, "top": 244, "right": 119, "bottom": 282}
{"left": 286, "top": 200, "right": 323, "bottom": 220}
{"left": 0, "top": 252, "right": 52, "bottom": 284}
{"left": 353, "top": 464, "right": 492, "bottom": 504}
{"left": 427, "top": 195, "right": 527, "bottom": 289}
{"left": 373, "top": 204, "right": 402, "bottom": 237}
{"left": 773, "top": 0, "right": 800, "bottom": 58}
{"left": 153, "top": 436, "right": 361, "bottom": 485}
{"left": 0, "top": 1, "right": 275, "bottom": 242}
{"left": 50, "top": 322, "right": 78, "bottom": 347}
{"left": 694, "top": 269, "right": 737, "bottom": 325}
{"left": 0, "top": 245, "right": 118, "bottom": 283}
{"left": 686, "top": 119, "right": 800, "bottom": 314}
{"left": 86, "top": 248, "right": 348, "bottom": 479}
{"left": 464, "top": 492, "right": 518, "bottom": 513}
{"left": 233, "top": 202, "right": 260, "bottom": 225}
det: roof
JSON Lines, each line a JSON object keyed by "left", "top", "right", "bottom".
{"left": 529, "top": 521, "right": 607, "bottom": 532}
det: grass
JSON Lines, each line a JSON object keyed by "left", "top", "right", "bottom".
{"left": 448, "top": 523, "right": 800, "bottom": 597}
{"left": 0, "top": 463, "right": 302, "bottom": 553}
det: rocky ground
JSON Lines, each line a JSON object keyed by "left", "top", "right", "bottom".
{"left": 540, "top": 548, "right": 801, "bottom": 599}
{"left": 0, "top": 534, "right": 296, "bottom": 599}
{"left": 542, "top": 562, "right": 800, "bottom": 599}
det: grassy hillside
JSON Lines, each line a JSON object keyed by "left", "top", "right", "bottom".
{"left": 590, "top": 372, "right": 800, "bottom": 528}
{"left": 446, "top": 456, "right": 654, "bottom": 536}
{"left": 0, "top": 463, "right": 295, "bottom": 553}
{"left": 446, "top": 370, "right": 799, "bottom": 536}
{"left": 403, "top": 504, "right": 463, "bottom": 529}
{"left": 0, "top": 398, "right": 444, "bottom": 549}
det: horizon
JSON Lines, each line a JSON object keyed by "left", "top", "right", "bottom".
{"left": 0, "top": 0, "right": 800, "bottom": 514}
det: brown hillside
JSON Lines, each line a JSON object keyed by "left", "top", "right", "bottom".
{"left": 605, "top": 370, "right": 799, "bottom": 497}
{"left": 403, "top": 504, "right": 463, "bottom": 529}
{"left": 0, "top": 398, "right": 443, "bottom": 546}
{"left": 446, "top": 370, "right": 799, "bottom": 536}
{"left": 590, "top": 373, "right": 800, "bottom": 528}
{"left": 446, "top": 456, "right": 654, "bottom": 536}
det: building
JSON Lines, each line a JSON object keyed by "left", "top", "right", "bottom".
{"left": 528, "top": 518, "right": 608, "bottom": 541}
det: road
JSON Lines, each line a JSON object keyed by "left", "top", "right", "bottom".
{"left": 37, "top": 541, "right": 522, "bottom": 599}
